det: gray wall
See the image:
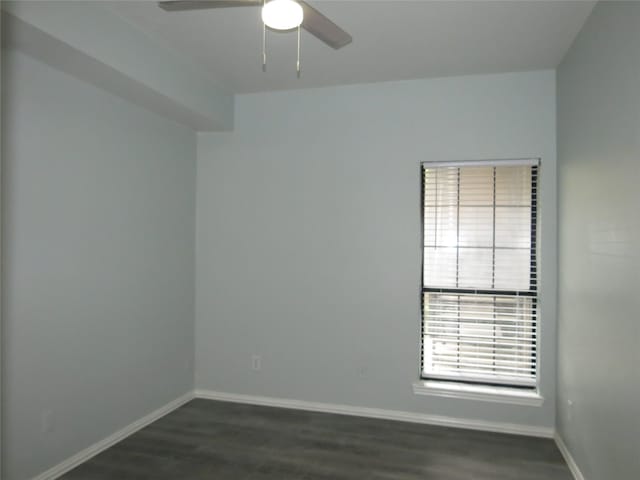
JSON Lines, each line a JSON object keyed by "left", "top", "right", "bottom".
{"left": 556, "top": 2, "right": 640, "bottom": 479}
{"left": 196, "top": 71, "right": 558, "bottom": 429}
{"left": 1, "top": 49, "right": 196, "bottom": 480}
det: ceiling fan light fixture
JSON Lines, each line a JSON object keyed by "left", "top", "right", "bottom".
{"left": 261, "top": 0, "right": 304, "bottom": 31}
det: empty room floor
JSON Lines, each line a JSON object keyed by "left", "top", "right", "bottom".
{"left": 60, "top": 399, "right": 571, "bottom": 479}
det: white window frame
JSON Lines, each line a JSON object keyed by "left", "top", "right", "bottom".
{"left": 417, "top": 159, "right": 542, "bottom": 401}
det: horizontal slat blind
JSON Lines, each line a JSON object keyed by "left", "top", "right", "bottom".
{"left": 423, "top": 292, "right": 536, "bottom": 386}
{"left": 421, "top": 162, "right": 538, "bottom": 387}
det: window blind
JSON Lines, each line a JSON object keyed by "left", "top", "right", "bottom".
{"left": 421, "top": 161, "right": 538, "bottom": 387}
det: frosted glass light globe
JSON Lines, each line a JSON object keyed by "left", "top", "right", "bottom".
{"left": 262, "top": 0, "right": 304, "bottom": 31}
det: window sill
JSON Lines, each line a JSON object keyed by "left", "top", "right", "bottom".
{"left": 412, "top": 380, "right": 544, "bottom": 407}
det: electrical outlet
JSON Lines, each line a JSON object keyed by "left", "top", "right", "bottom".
{"left": 41, "top": 410, "right": 55, "bottom": 433}
{"left": 251, "top": 354, "right": 262, "bottom": 371}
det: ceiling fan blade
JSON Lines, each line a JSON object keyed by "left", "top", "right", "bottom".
{"left": 299, "top": 1, "right": 352, "bottom": 50}
{"left": 158, "top": 1, "right": 261, "bottom": 12}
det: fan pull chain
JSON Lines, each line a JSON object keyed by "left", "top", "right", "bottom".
{"left": 262, "top": 0, "right": 267, "bottom": 71}
{"left": 296, "top": 25, "right": 301, "bottom": 78}
{"left": 262, "top": 23, "right": 267, "bottom": 71}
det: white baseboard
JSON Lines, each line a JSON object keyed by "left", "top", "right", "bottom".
{"left": 195, "top": 389, "right": 554, "bottom": 438}
{"left": 31, "top": 391, "right": 195, "bottom": 480}
{"left": 555, "top": 433, "right": 586, "bottom": 480}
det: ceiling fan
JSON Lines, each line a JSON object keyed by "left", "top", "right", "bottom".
{"left": 158, "top": 0, "right": 352, "bottom": 76}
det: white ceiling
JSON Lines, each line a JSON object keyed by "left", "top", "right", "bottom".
{"left": 107, "top": 0, "right": 595, "bottom": 94}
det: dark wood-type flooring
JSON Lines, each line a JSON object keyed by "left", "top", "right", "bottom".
{"left": 60, "top": 399, "right": 572, "bottom": 479}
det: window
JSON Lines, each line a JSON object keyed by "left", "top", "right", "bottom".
{"left": 421, "top": 160, "right": 538, "bottom": 388}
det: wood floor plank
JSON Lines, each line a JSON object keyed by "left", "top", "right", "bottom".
{"left": 60, "top": 399, "right": 572, "bottom": 479}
